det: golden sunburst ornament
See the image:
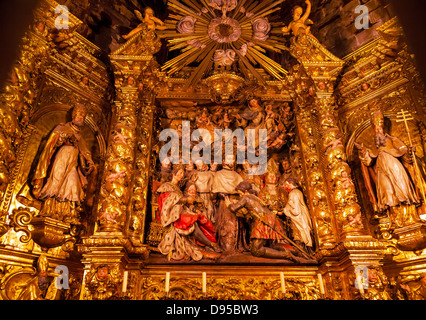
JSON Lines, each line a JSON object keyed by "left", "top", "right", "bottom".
{"left": 158, "top": 0, "right": 289, "bottom": 86}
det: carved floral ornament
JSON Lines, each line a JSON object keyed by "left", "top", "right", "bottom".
{"left": 178, "top": 15, "right": 270, "bottom": 67}
{"left": 208, "top": 17, "right": 242, "bottom": 44}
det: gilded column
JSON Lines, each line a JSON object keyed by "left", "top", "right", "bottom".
{"left": 289, "top": 34, "right": 368, "bottom": 239}
{"left": 289, "top": 34, "right": 386, "bottom": 299}
{"left": 313, "top": 93, "right": 367, "bottom": 237}
{"left": 96, "top": 83, "right": 141, "bottom": 233}
{"left": 128, "top": 88, "right": 156, "bottom": 246}
{"left": 79, "top": 27, "right": 161, "bottom": 300}
{"left": 289, "top": 83, "right": 338, "bottom": 249}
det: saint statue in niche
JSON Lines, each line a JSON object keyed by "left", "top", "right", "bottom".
{"left": 17, "top": 104, "right": 95, "bottom": 224}
{"left": 122, "top": 7, "right": 167, "bottom": 40}
{"left": 355, "top": 110, "right": 422, "bottom": 227}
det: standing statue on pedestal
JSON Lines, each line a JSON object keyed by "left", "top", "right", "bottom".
{"left": 355, "top": 111, "right": 421, "bottom": 227}
{"left": 18, "top": 104, "right": 95, "bottom": 224}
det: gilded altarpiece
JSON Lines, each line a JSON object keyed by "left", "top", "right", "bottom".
{"left": 0, "top": 0, "right": 426, "bottom": 301}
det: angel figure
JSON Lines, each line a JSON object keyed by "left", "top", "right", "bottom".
{"left": 122, "top": 8, "right": 167, "bottom": 40}
{"left": 347, "top": 212, "right": 363, "bottom": 228}
{"left": 324, "top": 133, "right": 344, "bottom": 151}
{"left": 268, "top": 132, "right": 287, "bottom": 150}
{"left": 196, "top": 108, "right": 212, "bottom": 128}
{"left": 221, "top": 109, "right": 233, "bottom": 129}
{"left": 105, "top": 170, "right": 126, "bottom": 182}
{"left": 112, "top": 129, "right": 132, "bottom": 144}
{"left": 99, "top": 209, "right": 118, "bottom": 224}
{"left": 340, "top": 170, "right": 355, "bottom": 189}
{"left": 265, "top": 104, "right": 277, "bottom": 134}
{"left": 212, "top": 107, "right": 224, "bottom": 125}
{"left": 281, "top": 0, "right": 313, "bottom": 36}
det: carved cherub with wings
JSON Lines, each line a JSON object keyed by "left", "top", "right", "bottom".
{"left": 122, "top": 7, "right": 167, "bottom": 40}
{"left": 282, "top": 0, "right": 313, "bottom": 36}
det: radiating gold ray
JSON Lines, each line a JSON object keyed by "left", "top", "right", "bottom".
{"left": 231, "top": 0, "right": 249, "bottom": 19}
{"left": 168, "top": 34, "right": 208, "bottom": 45}
{"left": 246, "top": 52, "right": 282, "bottom": 79}
{"left": 168, "top": 0, "right": 211, "bottom": 24}
{"left": 180, "top": 0, "right": 203, "bottom": 12}
{"left": 197, "top": 0, "right": 217, "bottom": 18}
{"left": 251, "top": 39, "right": 281, "bottom": 53}
{"left": 240, "top": 7, "right": 282, "bottom": 28}
{"left": 161, "top": 32, "right": 205, "bottom": 39}
{"left": 247, "top": 47, "right": 287, "bottom": 78}
{"left": 161, "top": 0, "right": 288, "bottom": 82}
{"left": 168, "top": 14, "right": 184, "bottom": 20}
{"left": 245, "top": 0, "right": 260, "bottom": 13}
{"left": 235, "top": 50, "right": 266, "bottom": 85}
{"left": 187, "top": 43, "right": 218, "bottom": 86}
{"left": 162, "top": 46, "right": 200, "bottom": 70}
{"left": 240, "top": 0, "right": 285, "bottom": 24}
{"left": 195, "top": 42, "right": 216, "bottom": 62}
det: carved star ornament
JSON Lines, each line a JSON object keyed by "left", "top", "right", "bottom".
{"left": 158, "top": 0, "right": 289, "bottom": 87}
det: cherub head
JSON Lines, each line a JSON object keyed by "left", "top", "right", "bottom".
{"left": 292, "top": 6, "right": 303, "bottom": 20}
{"left": 96, "top": 264, "right": 109, "bottom": 281}
{"left": 144, "top": 7, "right": 154, "bottom": 18}
{"left": 72, "top": 104, "right": 87, "bottom": 127}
